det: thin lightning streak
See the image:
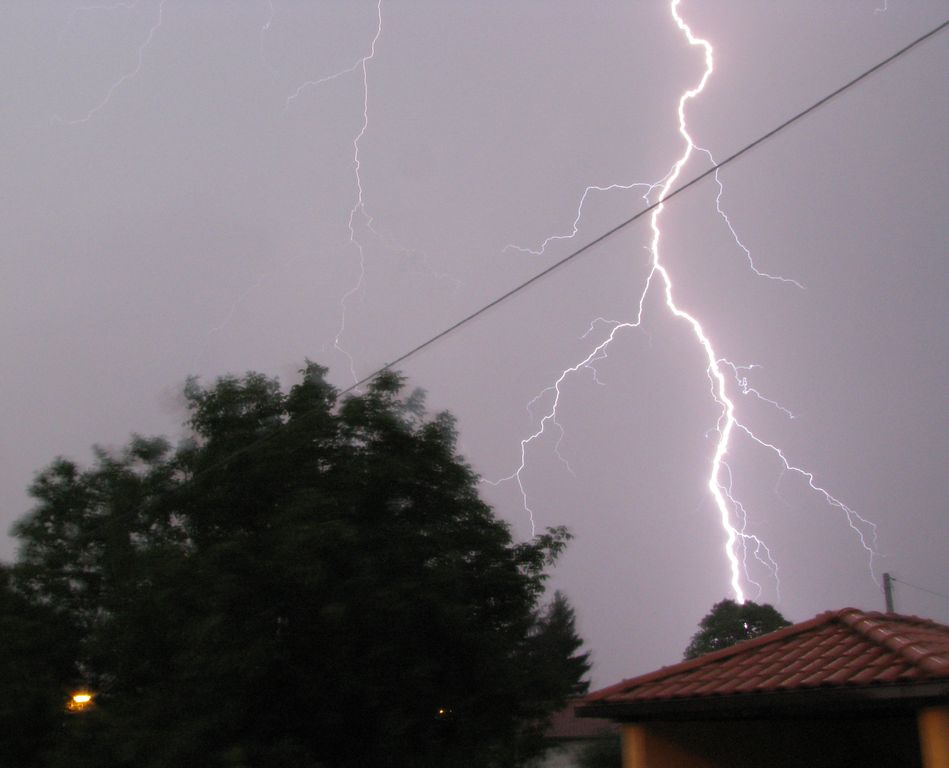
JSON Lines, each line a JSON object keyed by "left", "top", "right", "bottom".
{"left": 727, "top": 492, "right": 765, "bottom": 600}
{"left": 524, "top": 385, "right": 574, "bottom": 477}
{"left": 215, "top": 3, "right": 428, "bottom": 355}
{"left": 343, "top": 19, "right": 949, "bottom": 406}
{"left": 190, "top": 271, "right": 274, "bottom": 371}
{"left": 581, "top": 317, "right": 635, "bottom": 386}
{"left": 734, "top": 422, "right": 879, "bottom": 574}
{"left": 503, "top": 180, "right": 663, "bottom": 257}
{"left": 54, "top": 0, "right": 166, "bottom": 126}
{"left": 205, "top": 272, "right": 271, "bottom": 340}
{"left": 335, "top": 0, "right": 384, "bottom": 384}
{"left": 282, "top": 0, "right": 383, "bottom": 114}
{"left": 696, "top": 148, "right": 805, "bottom": 288}
{"left": 485, "top": 320, "right": 638, "bottom": 537}
{"left": 284, "top": 59, "right": 365, "bottom": 111}
{"left": 284, "top": 0, "right": 384, "bottom": 384}
{"left": 507, "top": 154, "right": 802, "bottom": 289}
{"left": 720, "top": 361, "right": 796, "bottom": 419}
{"left": 721, "top": 461, "right": 781, "bottom": 600}
{"left": 493, "top": 0, "right": 880, "bottom": 603}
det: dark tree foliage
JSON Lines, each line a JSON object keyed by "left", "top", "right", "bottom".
{"left": 0, "top": 565, "right": 79, "bottom": 768}
{"left": 518, "top": 591, "right": 591, "bottom": 759}
{"left": 683, "top": 598, "right": 791, "bottom": 659}
{"left": 10, "top": 363, "right": 586, "bottom": 767}
{"left": 578, "top": 735, "right": 622, "bottom": 768}
{"left": 529, "top": 591, "right": 590, "bottom": 700}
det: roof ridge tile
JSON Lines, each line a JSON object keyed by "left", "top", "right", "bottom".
{"left": 835, "top": 608, "right": 949, "bottom": 672}
{"left": 582, "top": 607, "right": 949, "bottom": 709}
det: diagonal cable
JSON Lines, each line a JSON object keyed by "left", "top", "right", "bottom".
{"left": 341, "top": 17, "right": 947, "bottom": 395}
{"left": 178, "top": 18, "right": 948, "bottom": 480}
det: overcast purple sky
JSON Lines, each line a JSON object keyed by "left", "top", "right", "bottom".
{"left": 2, "top": 1, "right": 947, "bottom": 687}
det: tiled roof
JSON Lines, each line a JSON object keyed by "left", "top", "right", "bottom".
{"left": 583, "top": 608, "right": 949, "bottom": 711}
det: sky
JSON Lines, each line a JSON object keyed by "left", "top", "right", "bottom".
{"left": 1, "top": 0, "right": 947, "bottom": 688}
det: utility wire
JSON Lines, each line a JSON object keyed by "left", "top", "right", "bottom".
{"left": 340, "top": 17, "right": 948, "bottom": 396}
{"left": 185, "top": 17, "right": 947, "bottom": 479}
{"left": 891, "top": 577, "right": 949, "bottom": 602}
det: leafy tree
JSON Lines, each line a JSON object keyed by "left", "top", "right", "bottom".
{"left": 529, "top": 591, "right": 590, "bottom": 700}
{"left": 684, "top": 598, "right": 791, "bottom": 659}
{"left": 0, "top": 565, "right": 79, "bottom": 768}
{"left": 517, "top": 591, "right": 591, "bottom": 760}
{"left": 10, "top": 363, "right": 586, "bottom": 767}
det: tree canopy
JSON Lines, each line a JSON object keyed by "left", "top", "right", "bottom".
{"left": 0, "top": 564, "right": 79, "bottom": 768}
{"left": 8, "top": 363, "right": 589, "bottom": 767}
{"left": 684, "top": 598, "right": 791, "bottom": 660}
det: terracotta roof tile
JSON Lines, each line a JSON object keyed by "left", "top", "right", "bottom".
{"left": 583, "top": 608, "right": 949, "bottom": 708}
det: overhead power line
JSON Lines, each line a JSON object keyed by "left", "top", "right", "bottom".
{"left": 891, "top": 577, "right": 949, "bottom": 603}
{"left": 186, "top": 17, "right": 947, "bottom": 480}
{"left": 341, "top": 17, "right": 948, "bottom": 397}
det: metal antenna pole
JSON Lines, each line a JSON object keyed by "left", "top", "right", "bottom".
{"left": 883, "top": 572, "right": 895, "bottom": 613}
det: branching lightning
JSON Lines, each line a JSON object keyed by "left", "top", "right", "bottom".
{"left": 284, "top": 0, "right": 384, "bottom": 384}
{"left": 503, "top": 180, "right": 664, "bottom": 258}
{"left": 701, "top": 156, "right": 805, "bottom": 289}
{"left": 721, "top": 461, "right": 780, "bottom": 601}
{"left": 336, "top": 0, "right": 383, "bottom": 384}
{"left": 55, "top": 0, "right": 167, "bottom": 126}
{"left": 720, "top": 361, "right": 796, "bottom": 420}
{"left": 49, "top": 0, "right": 891, "bottom": 603}
{"left": 492, "top": 0, "right": 880, "bottom": 603}
{"left": 284, "top": 0, "right": 460, "bottom": 383}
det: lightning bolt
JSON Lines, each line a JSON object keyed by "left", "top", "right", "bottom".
{"left": 335, "top": 0, "right": 383, "bottom": 385}
{"left": 503, "top": 180, "right": 664, "bottom": 258}
{"left": 54, "top": 0, "right": 167, "bottom": 126}
{"left": 284, "top": 0, "right": 383, "bottom": 384}
{"left": 701, "top": 157, "right": 805, "bottom": 289}
{"left": 720, "top": 362, "right": 796, "bottom": 420}
{"left": 203, "top": 2, "right": 390, "bottom": 363}
{"left": 208, "top": 1, "right": 455, "bottom": 371}
{"left": 492, "top": 0, "right": 879, "bottom": 603}
{"left": 284, "top": 0, "right": 459, "bottom": 383}
{"left": 721, "top": 461, "right": 780, "bottom": 601}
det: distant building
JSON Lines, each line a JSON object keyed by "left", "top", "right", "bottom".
{"left": 532, "top": 699, "right": 618, "bottom": 768}
{"left": 579, "top": 608, "right": 949, "bottom": 768}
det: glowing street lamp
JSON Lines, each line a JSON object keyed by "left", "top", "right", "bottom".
{"left": 67, "top": 691, "right": 94, "bottom": 712}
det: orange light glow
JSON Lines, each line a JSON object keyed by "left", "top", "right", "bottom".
{"left": 67, "top": 691, "right": 94, "bottom": 712}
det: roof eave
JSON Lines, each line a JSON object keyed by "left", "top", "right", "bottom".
{"left": 578, "top": 680, "right": 949, "bottom": 722}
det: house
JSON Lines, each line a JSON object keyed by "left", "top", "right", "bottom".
{"left": 533, "top": 699, "right": 619, "bottom": 767}
{"left": 579, "top": 608, "right": 949, "bottom": 768}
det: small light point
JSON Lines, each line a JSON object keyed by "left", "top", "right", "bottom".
{"left": 67, "top": 691, "right": 94, "bottom": 712}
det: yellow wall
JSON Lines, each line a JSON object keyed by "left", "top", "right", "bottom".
{"left": 622, "top": 724, "right": 713, "bottom": 768}
{"left": 620, "top": 715, "right": 923, "bottom": 768}
{"left": 919, "top": 707, "right": 949, "bottom": 768}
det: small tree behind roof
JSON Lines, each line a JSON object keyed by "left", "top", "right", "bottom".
{"left": 684, "top": 598, "right": 791, "bottom": 659}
